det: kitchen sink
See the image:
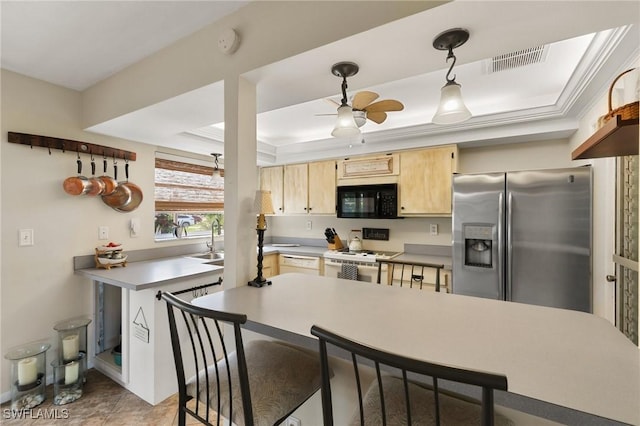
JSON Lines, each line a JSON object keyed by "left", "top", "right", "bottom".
{"left": 185, "top": 252, "right": 224, "bottom": 265}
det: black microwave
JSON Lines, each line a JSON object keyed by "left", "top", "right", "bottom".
{"left": 337, "top": 183, "right": 398, "bottom": 219}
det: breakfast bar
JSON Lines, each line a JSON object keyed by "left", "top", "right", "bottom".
{"left": 192, "top": 273, "right": 639, "bottom": 425}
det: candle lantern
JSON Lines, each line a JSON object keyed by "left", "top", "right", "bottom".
{"left": 4, "top": 342, "right": 50, "bottom": 410}
{"left": 53, "top": 317, "right": 91, "bottom": 381}
{"left": 51, "top": 353, "right": 85, "bottom": 405}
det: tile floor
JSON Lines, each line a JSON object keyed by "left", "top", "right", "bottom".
{"left": 1, "top": 369, "right": 186, "bottom": 425}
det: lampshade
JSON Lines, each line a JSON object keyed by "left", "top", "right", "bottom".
{"left": 254, "top": 190, "right": 275, "bottom": 214}
{"left": 331, "top": 105, "right": 361, "bottom": 138}
{"left": 432, "top": 80, "right": 471, "bottom": 125}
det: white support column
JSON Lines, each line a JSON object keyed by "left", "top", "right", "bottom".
{"left": 223, "top": 74, "right": 258, "bottom": 289}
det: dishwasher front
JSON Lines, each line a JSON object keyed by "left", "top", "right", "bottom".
{"left": 278, "top": 254, "right": 321, "bottom": 275}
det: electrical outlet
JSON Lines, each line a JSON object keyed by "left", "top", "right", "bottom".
{"left": 285, "top": 416, "right": 301, "bottom": 426}
{"left": 429, "top": 224, "right": 438, "bottom": 236}
{"left": 19, "top": 229, "right": 34, "bottom": 246}
{"left": 99, "top": 226, "right": 109, "bottom": 240}
{"left": 306, "top": 220, "right": 312, "bottom": 231}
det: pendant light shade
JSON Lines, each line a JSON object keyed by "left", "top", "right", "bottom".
{"left": 331, "top": 105, "right": 361, "bottom": 137}
{"left": 432, "top": 28, "right": 472, "bottom": 125}
{"left": 432, "top": 80, "right": 471, "bottom": 125}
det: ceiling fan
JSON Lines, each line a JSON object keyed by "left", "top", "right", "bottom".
{"left": 326, "top": 62, "right": 404, "bottom": 136}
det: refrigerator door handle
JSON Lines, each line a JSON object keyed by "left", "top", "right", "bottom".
{"left": 498, "top": 192, "right": 505, "bottom": 300}
{"left": 506, "top": 192, "right": 513, "bottom": 301}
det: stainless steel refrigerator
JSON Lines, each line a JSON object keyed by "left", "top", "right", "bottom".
{"left": 452, "top": 167, "right": 592, "bottom": 312}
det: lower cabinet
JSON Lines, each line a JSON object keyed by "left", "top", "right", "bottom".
{"left": 92, "top": 273, "right": 223, "bottom": 405}
{"left": 262, "top": 253, "right": 279, "bottom": 278}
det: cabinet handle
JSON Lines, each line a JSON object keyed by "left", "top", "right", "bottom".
{"left": 279, "top": 207, "right": 282, "bottom": 211}
{"left": 309, "top": 207, "right": 312, "bottom": 211}
{"left": 304, "top": 207, "right": 307, "bottom": 211}
{"left": 401, "top": 206, "right": 405, "bottom": 210}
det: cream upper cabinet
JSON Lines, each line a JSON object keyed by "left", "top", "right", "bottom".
{"left": 308, "top": 160, "right": 336, "bottom": 214}
{"left": 283, "top": 163, "right": 309, "bottom": 214}
{"left": 399, "top": 145, "right": 458, "bottom": 216}
{"left": 280, "top": 161, "right": 336, "bottom": 215}
{"left": 259, "top": 166, "right": 284, "bottom": 215}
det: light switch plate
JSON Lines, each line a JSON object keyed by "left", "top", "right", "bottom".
{"left": 306, "top": 220, "right": 312, "bottom": 231}
{"left": 429, "top": 224, "right": 438, "bottom": 236}
{"left": 19, "top": 229, "right": 34, "bottom": 246}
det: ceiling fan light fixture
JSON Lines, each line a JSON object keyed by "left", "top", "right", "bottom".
{"left": 330, "top": 61, "right": 362, "bottom": 138}
{"left": 431, "top": 28, "right": 472, "bottom": 125}
{"left": 432, "top": 80, "right": 471, "bottom": 125}
{"left": 352, "top": 110, "right": 367, "bottom": 127}
{"left": 331, "top": 105, "right": 361, "bottom": 137}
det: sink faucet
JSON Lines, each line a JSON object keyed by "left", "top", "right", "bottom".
{"left": 207, "top": 218, "right": 221, "bottom": 252}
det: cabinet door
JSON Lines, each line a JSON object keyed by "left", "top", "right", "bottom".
{"left": 284, "top": 163, "right": 309, "bottom": 214}
{"left": 262, "top": 253, "right": 278, "bottom": 278}
{"left": 308, "top": 160, "right": 336, "bottom": 214}
{"left": 399, "top": 145, "right": 458, "bottom": 215}
{"left": 260, "top": 166, "right": 284, "bottom": 215}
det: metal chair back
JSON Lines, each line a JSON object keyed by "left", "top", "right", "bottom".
{"left": 311, "top": 325, "right": 508, "bottom": 426}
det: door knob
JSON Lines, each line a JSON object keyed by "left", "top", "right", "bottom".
{"left": 606, "top": 275, "right": 617, "bottom": 282}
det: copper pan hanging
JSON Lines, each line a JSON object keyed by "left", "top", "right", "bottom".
{"left": 101, "top": 160, "right": 132, "bottom": 209}
{"left": 113, "top": 161, "right": 143, "bottom": 212}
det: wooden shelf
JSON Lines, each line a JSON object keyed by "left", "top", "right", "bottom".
{"left": 572, "top": 116, "right": 639, "bottom": 160}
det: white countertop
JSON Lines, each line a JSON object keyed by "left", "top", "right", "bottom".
{"left": 75, "top": 256, "right": 223, "bottom": 290}
{"left": 193, "top": 273, "right": 639, "bottom": 425}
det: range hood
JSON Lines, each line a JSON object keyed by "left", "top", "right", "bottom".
{"left": 572, "top": 115, "right": 639, "bottom": 160}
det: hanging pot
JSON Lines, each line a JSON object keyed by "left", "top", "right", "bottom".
{"left": 63, "top": 157, "right": 91, "bottom": 196}
{"left": 86, "top": 157, "right": 105, "bottom": 196}
{"left": 98, "top": 157, "right": 118, "bottom": 196}
{"left": 101, "top": 161, "right": 132, "bottom": 209}
{"left": 113, "top": 162, "right": 143, "bottom": 213}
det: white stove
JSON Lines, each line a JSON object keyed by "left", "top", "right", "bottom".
{"left": 323, "top": 250, "right": 401, "bottom": 264}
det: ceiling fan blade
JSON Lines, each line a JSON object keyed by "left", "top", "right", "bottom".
{"left": 367, "top": 111, "right": 388, "bottom": 124}
{"left": 352, "top": 91, "right": 379, "bottom": 110}
{"left": 365, "top": 99, "right": 404, "bottom": 113}
{"left": 324, "top": 98, "right": 341, "bottom": 108}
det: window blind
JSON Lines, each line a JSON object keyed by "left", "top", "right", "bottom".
{"left": 155, "top": 158, "right": 224, "bottom": 212}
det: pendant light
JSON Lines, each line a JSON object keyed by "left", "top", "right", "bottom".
{"left": 432, "top": 28, "right": 472, "bottom": 125}
{"left": 330, "top": 61, "right": 361, "bottom": 138}
{"left": 211, "top": 153, "right": 222, "bottom": 178}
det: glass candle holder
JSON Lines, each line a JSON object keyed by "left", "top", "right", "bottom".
{"left": 4, "top": 341, "right": 50, "bottom": 410}
{"left": 53, "top": 317, "right": 91, "bottom": 380}
{"left": 51, "top": 352, "right": 85, "bottom": 405}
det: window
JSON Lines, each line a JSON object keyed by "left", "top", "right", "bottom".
{"left": 154, "top": 154, "right": 224, "bottom": 241}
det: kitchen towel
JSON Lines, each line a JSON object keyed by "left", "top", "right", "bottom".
{"left": 338, "top": 263, "right": 359, "bottom": 281}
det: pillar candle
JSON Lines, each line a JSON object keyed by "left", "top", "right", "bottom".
{"left": 62, "top": 334, "right": 79, "bottom": 361}
{"left": 64, "top": 361, "right": 79, "bottom": 385}
{"left": 17, "top": 357, "right": 38, "bottom": 385}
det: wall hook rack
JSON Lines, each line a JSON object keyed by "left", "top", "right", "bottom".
{"left": 8, "top": 132, "right": 137, "bottom": 161}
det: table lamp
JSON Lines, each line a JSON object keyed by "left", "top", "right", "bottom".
{"left": 249, "top": 190, "right": 274, "bottom": 287}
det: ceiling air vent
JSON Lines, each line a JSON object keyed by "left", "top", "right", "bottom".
{"left": 486, "top": 45, "right": 548, "bottom": 73}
